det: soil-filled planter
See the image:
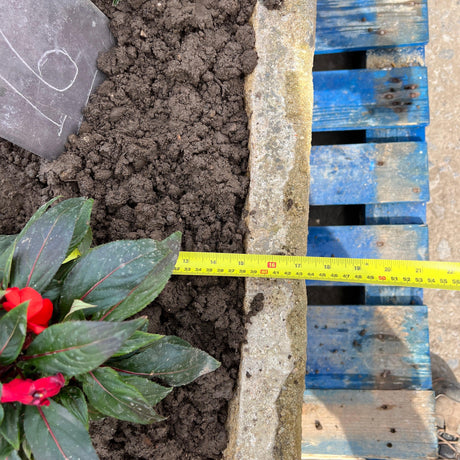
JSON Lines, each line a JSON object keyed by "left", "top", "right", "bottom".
{"left": 0, "top": 1, "right": 257, "bottom": 458}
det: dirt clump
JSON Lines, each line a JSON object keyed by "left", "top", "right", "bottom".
{"left": 0, "top": 0, "right": 257, "bottom": 458}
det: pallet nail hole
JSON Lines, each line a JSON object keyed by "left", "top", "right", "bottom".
{"left": 387, "top": 443, "right": 393, "bottom": 448}
{"left": 381, "top": 369, "right": 391, "bottom": 378}
{"left": 390, "top": 428, "right": 396, "bottom": 433}
{"left": 376, "top": 241, "right": 385, "bottom": 247}
{"left": 315, "top": 420, "right": 323, "bottom": 430}
{"left": 377, "top": 161, "right": 385, "bottom": 166}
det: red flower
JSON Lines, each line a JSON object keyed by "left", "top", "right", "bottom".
{"left": 0, "top": 374, "right": 65, "bottom": 406}
{"left": 2, "top": 287, "right": 53, "bottom": 334}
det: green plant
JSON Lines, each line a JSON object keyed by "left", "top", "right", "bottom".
{"left": 0, "top": 198, "right": 219, "bottom": 459}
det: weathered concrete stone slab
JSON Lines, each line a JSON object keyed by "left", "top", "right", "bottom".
{"left": 224, "top": 1, "right": 316, "bottom": 459}
{"left": 0, "top": 0, "right": 114, "bottom": 159}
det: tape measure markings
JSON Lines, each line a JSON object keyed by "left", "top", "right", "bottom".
{"left": 173, "top": 252, "right": 460, "bottom": 291}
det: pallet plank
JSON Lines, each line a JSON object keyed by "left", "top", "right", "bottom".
{"left": 310, "top": 10, "right": 435, "bottom": 460}
{"left": 366, "top": 46, "right": 426, "bottom": 70}
{"left": 306, "top": 305, "right": 431, "bottom": 390}
{"left": 307, "top": 225, "right": 428, "bottom": 260}
{"left": 313, "top": 67, "right": 429, "bottom": 131}
{"left": 364, "top": 46, "right": 428, "bottom": 304}
{"left": 307, "top": 225, "right": 428, "bottom": 298}
{"left": 316, "top": 0, "right": 429, "bottom": 54}
{"left": 302, "top": 389, "right": 437, "bottom": 459}
{"left": 310, "top": 142, "right": 429, "bottom": 205}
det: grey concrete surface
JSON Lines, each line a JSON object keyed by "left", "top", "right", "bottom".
{"left": 425, "top": 1, "right": 460, "bottom": 380}
{"left": 224, "top": 1, "right": 315, "bottom": 458}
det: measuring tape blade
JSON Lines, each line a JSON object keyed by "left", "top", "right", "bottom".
{"left": 173, "top": 252, "right": 460, "bottom": 291}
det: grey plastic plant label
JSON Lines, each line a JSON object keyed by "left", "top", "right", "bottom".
{"left": 0, "top": 0, "right": 114, "bottom": 159}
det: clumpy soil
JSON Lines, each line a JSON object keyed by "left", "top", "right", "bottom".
{"left": 0, "top": 0, "right": 258, "bottom": 458}
{"left": 262, "top": 0, "right": 284, "bottom": 9}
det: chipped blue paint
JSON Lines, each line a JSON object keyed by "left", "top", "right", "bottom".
{"left": 315, "top": 0, "right": 429, "bottom": 54}
{"left": 362, "top": 205, "right": 427, "bottom": 307}
{"left": 313, "top": 67, "right": 429, "bottom": 131}
{"left": 363, "top": 45, "right": 429, "bottom": 305}
{"left": 310, "top": 142, "right": 429, "bottom": 205}
{"left": 306, "top": 305, "right": 431, "bottom": 390}
{"left": 306, "top": 4, "right": 435, "bottom": 458}
{"left": 306, "top": 225, "right": 428, "bottom": 286}
{"left": 307, "top": 225, "right": 428, "bottom": 259}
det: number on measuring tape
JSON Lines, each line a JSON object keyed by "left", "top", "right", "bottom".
{"left": 171, "top": 252, "right": 460, "bottom": 291}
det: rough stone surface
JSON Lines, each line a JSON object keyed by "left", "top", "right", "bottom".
{"left": 224, "top": 1, "right": 316, "bottom": 459}
{"left": 424, "top": 0, "right": 460, "bottom": 382}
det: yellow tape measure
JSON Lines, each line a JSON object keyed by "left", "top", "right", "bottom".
{"left": 173, "top": 252, "right": 460, "bottom": 291}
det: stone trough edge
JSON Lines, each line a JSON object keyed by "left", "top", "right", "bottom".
{"left": 224, "top": 1, "right": 316, "bottom": 459}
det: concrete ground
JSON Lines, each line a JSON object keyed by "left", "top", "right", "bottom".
{"left": 425, "top": 0, "right": 460, "bottom": 380}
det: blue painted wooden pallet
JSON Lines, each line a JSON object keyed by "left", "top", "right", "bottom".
{"left": 315, "top": 0, "right": 429, "bottom": 54}
{"left": 303, "top": 0, "right": 436, "bottom": 458}
{"left": 363, "top": 48, "right": 431, "bottom": 307}
{"left": 310, "top": 142, "right": 429, "bottom": 205}
{"left": 306, "top": 305, "right": 431, "bottom": 390}
{"left": 307, "top": 225, "right": 427, "bottom": 305}
{"left": 313, "top": 66, "right": 429, "bottom": 131}
{"left": 308, "top": 225, "right": 428, "bottom": 261}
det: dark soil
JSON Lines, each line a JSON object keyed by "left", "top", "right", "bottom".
{"left": 261, "top": 0, "right": 284, "bottom": 9}
{"left": 0, "top": 0, "right": 257, "bottom": 458}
